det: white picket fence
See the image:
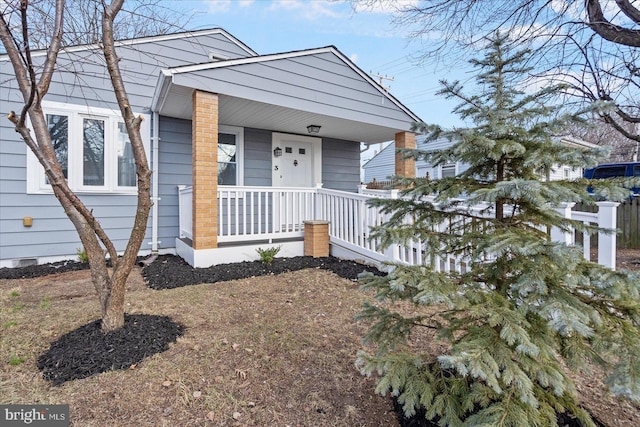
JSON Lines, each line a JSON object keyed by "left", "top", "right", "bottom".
{"left": 177, "top": 185, "right": 619, "bottom": 270}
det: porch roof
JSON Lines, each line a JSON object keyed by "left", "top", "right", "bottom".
{"left": 151, "top": 46, "right": 422, "bottom": 144}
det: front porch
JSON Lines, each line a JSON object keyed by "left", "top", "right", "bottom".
{"left": 177, "top": 185, "right": 620, "bottom": 270}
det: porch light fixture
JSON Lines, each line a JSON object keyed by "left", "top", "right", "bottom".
{"left": 273, "top": 147, "right": 283, "bottom": 157}
{"left": 306, "top": 125, "right": 321, "bottom": 134}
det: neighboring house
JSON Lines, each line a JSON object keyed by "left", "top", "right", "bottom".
{"left": 363, "top": 134, "right": 597, "bottom": 183}
{"left": 0, "top": 28, "right": 421, "bottom": 268}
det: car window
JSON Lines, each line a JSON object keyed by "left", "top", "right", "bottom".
{"left": 593, "top": 166, "right": 627, "bottom": 178}
{"left": 634, "top": 165, "right": 640, "bottom": 177}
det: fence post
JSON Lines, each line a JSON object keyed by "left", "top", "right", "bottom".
{"left": 384, "top": 190, "right": 401, "bottom": 263}
{"left": 314, "top": 183, "right": 324, "bottom": 221}
{"left": 596, "top": 201, "right": 620, "bottom": 270}
{"left": 177, "top": 185, "right": 186, "bottom": 239}
{"left": 551, "top": 202, "right": 576, "bottom": 245}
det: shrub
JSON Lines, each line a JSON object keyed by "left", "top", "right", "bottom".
{"left": 256, "top": 246, "right": 281, "bottom": 264}
{"left": 77, "top": 248, "right": 89, "bottom": 263}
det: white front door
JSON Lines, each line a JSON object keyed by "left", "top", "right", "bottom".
{"left": 273, "top": 140, "right": 314, "bottom": 187}
{"left": 272, "top": 133, "right": 321, "bottom": 188}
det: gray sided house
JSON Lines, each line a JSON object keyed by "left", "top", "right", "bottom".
{"left": 363, "top": 134, "right": 597, "bottom": 183}
{"left": 0, "top": 28, "right": 421, "bottom": 268}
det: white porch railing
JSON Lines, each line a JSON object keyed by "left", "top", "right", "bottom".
{"left": 177, "top": 185, "right": 619, "bottom": 269}
{"left": 177, "top": 185, "right": 192, "bottom": 240}
{"left": 217, "top": 186, "right": 317, "bottom": 242}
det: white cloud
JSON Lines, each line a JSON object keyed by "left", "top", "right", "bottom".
{"left": 349, "top": 53, "right": 359, "bottom": 63}
{"left": 550, "top": 0, "right": 584, "bottom": 20}
{"left": 203, "top": 0, "right": 254, "bottom": 14}
{"left": 204, "top": 0, "right": 232, "bottom": 14}
{"left": 268, "top": 0, "right": 342, "bottom": 20}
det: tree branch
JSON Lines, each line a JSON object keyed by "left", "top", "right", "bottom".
{"left": 586, "top": 0, "right": 640, "bottom": 47}
{"left": 615, "top": 0, "right": 640, "bottom": 25}
{"left": 102, "top": 0, "right": 152, "bottom": 277}
{"left": 37, "top": 0, "right": 65, "bottom": 97}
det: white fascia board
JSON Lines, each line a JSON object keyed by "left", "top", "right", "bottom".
{"left": 150, "top": 70, "right": 174, "bottom": 113}
{"left": 558, "top": 135, "right": 599, "bottom": 149}
{"left": 0, "top": 28, "right": 258, "bottom": 61}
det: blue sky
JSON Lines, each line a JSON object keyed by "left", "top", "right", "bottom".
{"left": 180, "top": 0, "right": 471, "bottom": 155}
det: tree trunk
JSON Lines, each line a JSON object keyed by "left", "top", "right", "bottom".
{"left": 100, "top": 276, "right": 126, "bottom": 330}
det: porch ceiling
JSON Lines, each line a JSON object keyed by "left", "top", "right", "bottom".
{"left": 157, "top": 85, "right": 411, "bottom": 144}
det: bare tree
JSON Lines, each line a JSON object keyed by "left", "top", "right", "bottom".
{"left": 0, "top": 0, "right": 163, "bottom": 331}
{"left": 563, "top": 116, "right": 640, "bottom": 161}
{"left": 0, "top": 0, "right": 189, "bottom": 51}
{"left": 360, "top": 0, "right": 640, "bottom": 145}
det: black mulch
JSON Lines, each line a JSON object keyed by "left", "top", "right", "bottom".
{"left": 37, "top": 314, "right": 183, "bottom": 386}
{"left": 142, "top": 254, "right": 385, "bottom": 290}
{"left": 0, "top": 259, "right": 90, "bottom": 279}
{"left": 393, "top": 397, "right": 605, "bottom": 427}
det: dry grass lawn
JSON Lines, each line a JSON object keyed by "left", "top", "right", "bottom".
{"left": 2, "top": 251, "right": 640, "bottom": 426}
{"left": 1, "top": 267, "right": 397, "bottom": 426}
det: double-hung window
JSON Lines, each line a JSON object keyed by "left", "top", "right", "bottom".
{"left": 27, "top": 101, "right": 150, "bottom": 194}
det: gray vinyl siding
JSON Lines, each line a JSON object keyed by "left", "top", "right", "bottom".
{"left": 0, "top": 31, "right": 252, "bottom": 264}
{"left": 322, "top": 138, "right": 360, "bottom": 192}
{"left": 172, "top": 51, "right": 412, "bottom": 130}
{"left": 363, "top": 143, "right": 395, "bottom": 183}
{"left": 157, "top": 117, "right": 192, "bottom": 250}
{"left": 244, "top": 128, "right": 272, "bottom": 186}
{"left": 363, "top": 136, "right": 466, "bottom": 182}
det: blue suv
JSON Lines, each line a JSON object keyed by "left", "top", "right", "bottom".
{"left": 583, "top": 162, "right": 640, "bottom": 196}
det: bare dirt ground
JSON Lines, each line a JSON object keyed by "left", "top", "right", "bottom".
{"left": 1, "top": 250, "right": 640, "bottom": 426}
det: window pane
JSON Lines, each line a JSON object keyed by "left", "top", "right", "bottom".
{"left": 218, "top": 162, "right": 236, "bottom": 185}
{"left": 442, "top": 164, "right": 456, "bottom": 178}
{"left": 218, "top": 133, "right": 237, "bottom": 185}
{"left": 117, "top": 122, "right": 136, "bottom": 187}
{"left": 218, "top": 133, "right": 236, "bottom": 163}
{"left": 83, "top": 118, "right": 105, "bottom": 186}
{"left": 46, "top": 114, "right": 68, "bottom": 179}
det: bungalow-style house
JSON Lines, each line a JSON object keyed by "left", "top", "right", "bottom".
{"left": 363, "top": 134, "right": 598, "bottom": 184}
{"left": 0, "top": 28, "right": 422, "bottom": 268}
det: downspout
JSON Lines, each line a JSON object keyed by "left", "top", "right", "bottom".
{"left": 151, "top": 110, "right": 160, "bottom": 253}
{"left": 149, "top": 70, "right": 172, "bottom": 254}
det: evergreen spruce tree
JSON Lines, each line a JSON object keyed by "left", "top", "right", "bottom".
{"left": 356, "top": 33, "right": 640, "bottom": 427}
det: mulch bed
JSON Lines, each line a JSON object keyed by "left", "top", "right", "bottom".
{"left": 393, "top": 397, "right": 604, "bottom": 427}
{"left": 37, "top": 314, "right": 183, "bottom": 386}
{"left": 0, "top": 259, "right": 90, "bottom": 279}
{"left": 142, "top": 254, "right": 385, "bottom": 290}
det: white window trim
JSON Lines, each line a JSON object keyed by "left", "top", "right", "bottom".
{"left": 218, "top": 125, "right": 244, "bottom": 187}
{"left": 26, "top": 101, "right": 150, "bottom": 195}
